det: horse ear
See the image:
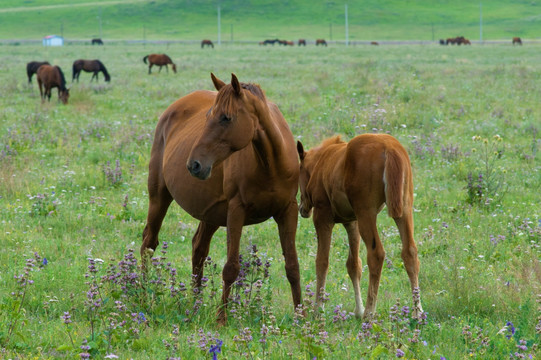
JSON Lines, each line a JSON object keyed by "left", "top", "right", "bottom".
{"left": 211, "top": 73, "right": 226, "bottom": 91}
{"left": 231, "top": 73, "right": 241, "bottom": 96}
{"left": 297, "top": 141, "right": 306, "bottom": 160}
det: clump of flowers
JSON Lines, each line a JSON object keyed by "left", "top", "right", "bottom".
{"left": 466, "top": 135, "right": 507, "bottom": 207}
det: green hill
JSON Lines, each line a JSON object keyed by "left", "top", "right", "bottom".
{"left": 1, "top": 0, "right": 540, "bottom": 41}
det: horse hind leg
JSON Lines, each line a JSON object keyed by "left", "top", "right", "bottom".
{"left": 356, "top": 210, "right": 385, "bottom": 320}
{"left": 344, "top": 221, "right": 364, "bottom": 318}
{"left": 191, "top": 222, "right": 219, "bottom": 287}
{"left": 394, "top": 210, "right": 423, "bottom": 318}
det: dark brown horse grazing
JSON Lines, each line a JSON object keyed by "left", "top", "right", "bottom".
{"left": 143, "top": 54, "right": 177, "bottom": 74}
{"left": 512, "top": 37, "right": 522, "bottom": 45}
{"left": 26, "top": 61, "right": 50, "bottom": 83}
{"left": 91, "top": 38, "right": 103, "bottom": 45}
{"left": 370, "top": 41, "right": 379, "bottom": 46}
{"left": 297, "top": 134, "right": 423, "bottom": 320}
{"left": 36, "top": 65, "right": 69, "bottom": 104}
{"left": 72, "top": 59, "right": 111, "bottom": 82}
{"left": 316, "top": 39, "right": 327, "bottom": 46}
{"left": 141, "top": 73, "right": 302, "bottom": 324}
{"left": 201, "top": 39, "right": 214, "bottom": 48}
{"left": 298, "top": 39, "right": 306, "bottom": 46}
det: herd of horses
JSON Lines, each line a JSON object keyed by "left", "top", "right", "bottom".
{"left": 27, "top": 59, "right": 112, "bottom": 104}
{"left": 26, "top": 53, "right": 178, "bottom": 104}
{"left": 259, "top": 38, "right": 328, "bottom": 46}
{"left": 440, "top": 36, "right": 522, "bottom": 46}
{"left": 141, "top": 72, "right": 424, "bottom": 324}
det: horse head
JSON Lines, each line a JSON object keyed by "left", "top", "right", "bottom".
{"left": 171, "top": 64, "right": 177, "bottom": 73}
{"left": 296, "top": 141, "right": 314, "bottom": 218}
{"left": 60, "top": 87, "right": 70, "bottom": 104}
{"left": 187, "top": 73, "right": 258, "bottom": 180}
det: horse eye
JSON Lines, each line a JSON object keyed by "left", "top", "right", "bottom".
{"left": 219, "top": 114, "right": 231, "bottom": 123}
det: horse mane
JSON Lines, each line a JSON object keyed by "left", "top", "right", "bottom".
{"left": 215, "top": 82, "right": 266, "bottom": 115}
{"left": 96, "top": 60, "right": 110, "bottom": 80}
{"left": 321, "top": 135, "right": 344, "bottom": 147}
{"left": 55, "top": 66, "right": 67, "bottom": 90}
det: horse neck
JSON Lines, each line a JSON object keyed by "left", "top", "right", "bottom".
{"left": 250, "top": 98, "right": 295, "bottom": 176}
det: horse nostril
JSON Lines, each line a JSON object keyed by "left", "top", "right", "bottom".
{"left": 189, "top": 160, "right": 201, "bottom": 174}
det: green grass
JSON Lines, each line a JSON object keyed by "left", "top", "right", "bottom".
{"left": 0, "top": 42, "right": 539, "bottom": 358}
{"left": 1, "top": 0, "right": 541, "bottom": 41}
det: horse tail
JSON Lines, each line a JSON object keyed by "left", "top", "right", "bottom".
{"left": 143, "top": 55, "right": 148, "bottom": 64}
{"left": 384, "top": 148, "right": 407, "bottom": 219}
{"left": 97, "top": 60, "right": 111, "bottom": 81}
{"left": 56, "top": 66, "right": 67, "bottom": 91}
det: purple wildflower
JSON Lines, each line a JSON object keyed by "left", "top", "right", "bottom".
{"left": 396, "top": 348, "right": 405, "bottom": 358}
{"left": 506, "top": 321, "right": 515, "bottom": 339}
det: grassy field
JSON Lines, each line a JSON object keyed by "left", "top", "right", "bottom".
{"left": 0, "top": 42, "right": 539, "bottom": 359}
{"left": 1, "top": 0, "right": 541, "bottom": 41}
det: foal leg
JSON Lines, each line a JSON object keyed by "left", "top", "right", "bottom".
{"left": 343, "top": 221, "right": 364, "bottom": 318}
{"left": 191, "top": 221, "right": 219, "bottom": 287}
{"left": 394, "top": 210, "right": 423, "bottom": 318}
{"left": 313, "top": 208, "right": 334, "bottom": 309}
{"left": 274, "top": 201, "right": 302, "bottom": 309}
{"left": 357, "top": 211, "right": 385, "bottom": 320}
{"left": 218, "top": 198, "right": 245, "bottom": 324}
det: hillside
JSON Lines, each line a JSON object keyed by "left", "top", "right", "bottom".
{"left": 0, "top": 0, "right": 540, "bottom": 41}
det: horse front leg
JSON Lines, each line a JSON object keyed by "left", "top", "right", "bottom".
{"left": 191, "top": 221, "right": 219, "bottom": 288}
{"left": 141, "top": 156, "right": 173, "bottom": 265}
{"left": 274, "top": 200, "right": 302, "bottom": 309}
{"left": 37, "top": 79, "right": 44, "bottom": 102}
{"left": 344, "top": 221, "right": 364, "bottom": 318}
{"left": 312, "top": 208, "right": 334, "bottom": 310}
{"left": 218, "top": 199, "right": 245, "bottom": 325}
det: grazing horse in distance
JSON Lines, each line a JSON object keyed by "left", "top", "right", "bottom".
{"left": 316, "top": 39, "right": 327, "bottom": 46}
{"left": 298, "top": 39, "right": 306, "bottom": 46}
{"left": 262, "top": 38, "right": 280, "bottom": 45}
{"left": 439, "top": 39, "right": 446, "bottom": 45}
{"left": 370, "top": 41, "right": 379, "bottom": 46}
{"left": 201, "top": 39, "right": 214, "bottom": 48}
{"left": 297, "top": 134, "right": 423, "bottom": 320}
{"left": 37, "top": 65, "right": 69, "bottom": 104}
{"left": 512, "top": 37, "right": 522, "bottom": 45}
{"left": 26, "top": 61, "right": 50, "bottom": 83}
{"left": 141, "top": 73, "right": 302, "bottom": 324}
{"left": 446, "top": 37, "right": 456, "bottom": 45}
{"left": 143, "top": 54, "right": 177, "bottom": 74}
{"left": 72, "top": 59, "right": 111, "bottom": 82}
{"left": 91, "top": 38, "right": 104, "bottom": 45}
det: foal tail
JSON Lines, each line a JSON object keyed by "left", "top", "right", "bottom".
{"left": 143, "top": 55, "right": 148, "bottom": 64}
{"left": 384, "top": 149, "right": 409, "bottom": 219}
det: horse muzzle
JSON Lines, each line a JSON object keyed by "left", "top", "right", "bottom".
{"left": 299, "top": 203, "right": 313, "bottom": 218}
{"left": 187, "top": 159, "right": 211, "bottom": 180}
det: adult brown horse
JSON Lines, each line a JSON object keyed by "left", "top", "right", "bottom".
{"left": 141, "top": 73, "right": 302, "bottom": 324}
{"left": 298, "top": 39, "right": 306, "bottom": 46}
{"left": 72, "top": 59, "right": 111, "bottom": 82}
{"left": 143, "top": 54, "right": 177, "bottom": 74}
{"left": 316, "top": 39, "right": 327, "bottom": 46}
{"left": 201, "top": 39, "right": 214, "bottom": 48}
{"left": 26, "top": 61, "right": 50, "bottom": 83}
{"left": 297, "top": 134, "right": 423, "bottom": 320}
{"left": 36, "top": 65, "right": 69, "bottom": 104}
{"left": 512, "top": 37, "right": 522, "bottom": 45}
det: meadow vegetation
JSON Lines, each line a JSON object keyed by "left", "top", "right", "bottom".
{"left": 0, "top": 42, "right": 539, "bottom": 359}
{"left": 1, "top": 0, "right": 541, "bottom": 41}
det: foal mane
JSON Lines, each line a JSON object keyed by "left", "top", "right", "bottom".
{"left": 215, "top": 82, "right": 266, "bottom": 115}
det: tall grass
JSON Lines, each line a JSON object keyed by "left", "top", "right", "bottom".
{"left": 0, "top": 42, "right": 539, "bottom": 358}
